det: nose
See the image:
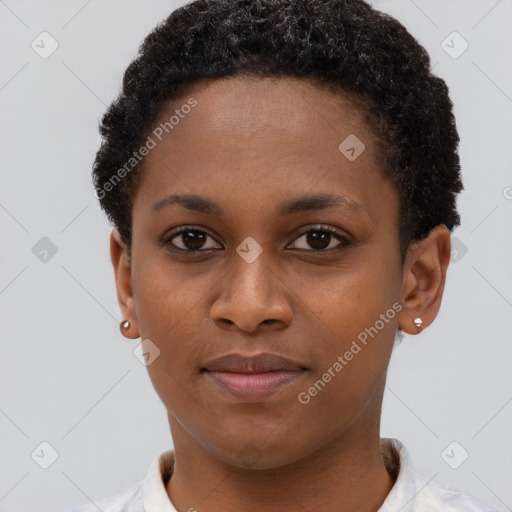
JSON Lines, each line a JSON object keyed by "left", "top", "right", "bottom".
{"left": 210, "top": 254, "right": 293, "bottom": 333}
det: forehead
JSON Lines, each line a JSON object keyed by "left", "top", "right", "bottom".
{"left": 132, "top": 76, "right": 395, "bottom": 226}
{"left": 154, "top": 76, "right": 373, "bottom": 154}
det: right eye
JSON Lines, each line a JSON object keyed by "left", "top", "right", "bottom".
{"left": 163, "top": 227, "right": 223, "bottom": 252}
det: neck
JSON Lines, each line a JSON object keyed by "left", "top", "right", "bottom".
{"left": 165, "top": 410, "right": 395, "bottom": 512}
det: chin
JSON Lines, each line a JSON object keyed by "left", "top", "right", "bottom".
{"left": 207, "top": 438, "right": 309, "bottom": 471}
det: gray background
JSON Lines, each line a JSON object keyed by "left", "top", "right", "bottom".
{"left": 0, "top": 0, "right": 511, "bottom": 511}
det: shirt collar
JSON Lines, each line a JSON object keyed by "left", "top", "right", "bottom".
{"left": 378, "top": 438, "right": 428, "bottom": 512}
{"left": 142, "top": 449, "right": 177, "bottom": 511}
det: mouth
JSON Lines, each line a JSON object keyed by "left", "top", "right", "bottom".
{"left": 202, "top": 352, "right": 307, "bottom": 401}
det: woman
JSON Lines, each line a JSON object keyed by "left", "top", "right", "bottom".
{"left": 70, "top": 0, "right": 496, "bottom": 510}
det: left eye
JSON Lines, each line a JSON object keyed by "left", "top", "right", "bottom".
{"left": 288, "top": 227, "right": 350, "bottom": 252}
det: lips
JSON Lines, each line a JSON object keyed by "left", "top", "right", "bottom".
{"left": 202, "top": 352, "right": 307, "bottom": 400}
{"left": 202, "top": 352, "right": 306, "bottom": 373}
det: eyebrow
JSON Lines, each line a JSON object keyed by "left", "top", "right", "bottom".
{"left": 152, "top": 193, "right": 366, "bottom": 216}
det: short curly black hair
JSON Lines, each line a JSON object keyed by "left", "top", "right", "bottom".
{"left": 92, "top": 0, "right": 463, "bottom": 263}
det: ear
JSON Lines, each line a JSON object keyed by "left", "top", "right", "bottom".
{"left": 110, "top": 229, "right": 140, "bottom": 339}
{"left": 397, "top": 225, "right": 451, "bottom": 334}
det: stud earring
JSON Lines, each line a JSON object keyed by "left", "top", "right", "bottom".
{"left": 120, "top": 320, "right": 130, "bottom": 332}
{"left": 413, "top": 317, "right": 423, "bottom": 329}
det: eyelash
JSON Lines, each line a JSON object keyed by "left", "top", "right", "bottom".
{"left": 162, "top": 224, "right": 353, "bottom": 254}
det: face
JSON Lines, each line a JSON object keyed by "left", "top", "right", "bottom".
{"left": 119, "top": 77, "right": 410, "bottom": 469}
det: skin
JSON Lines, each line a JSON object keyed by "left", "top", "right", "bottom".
{"left": 110, "top": 76, "right": 451, "bottom": 512}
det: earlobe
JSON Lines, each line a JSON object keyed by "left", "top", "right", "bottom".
{"left": 397, "top": 225, "right": 451, "bottom": 335}
{"left": 110, "top": 229, "right": 140, "bottom": 339}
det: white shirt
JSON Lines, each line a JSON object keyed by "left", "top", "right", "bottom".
{"left": 67, "top": 438, "right": 497, "bottom": 512}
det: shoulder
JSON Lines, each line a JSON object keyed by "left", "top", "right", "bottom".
{"left": 411, "top": 467, "right": 498, "bottom": 512}
{"left": 65, "top": 449, "right": 175, "bottom": 512}
{"left": 65, "top": 480, "right": 144, "bottom": 512}
{"left": 379, "top": 438, "right": 498, "bottom": 512}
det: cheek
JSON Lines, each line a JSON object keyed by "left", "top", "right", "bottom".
{"left": 131, "top": 264, "right": 206, "bottom": 405}
{"left": 308, "top": 257, "right": 399, "bottom": 340}
{"left": 132, "top": 256, "right": 206, "bottom": 335}
{"left": 298, "top": 256, "right": 399, "bottom": 410}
